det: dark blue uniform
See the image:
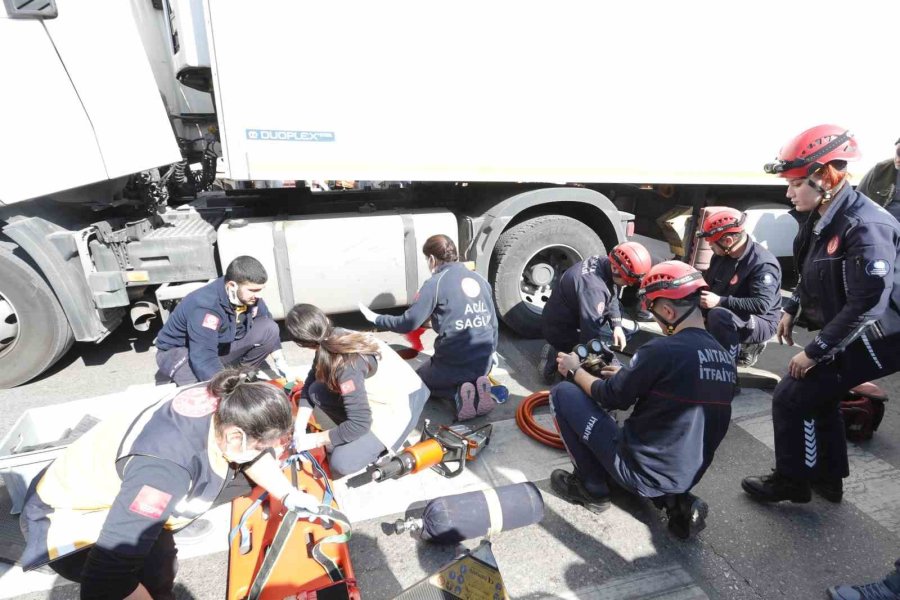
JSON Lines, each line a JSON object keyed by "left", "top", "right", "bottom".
{"left": 775, "top": 184, "right": 900, "bottom": 481}
{"left": 155, "top": 278, "right": 280, "bottom": 385}
{"left": 703, "top": 240, "right": 782, "bottom": 359}
{"left": 542, "top": 256, "right": 625, "bottom": 353}
{"left": 375, "top": 262, "right": 498, "bottom": 398}
{"left": 551, "top": 328, "right": 735, "bottom": 498}
{"left": 20, "top": 385, "right": 251, "bottom": 599}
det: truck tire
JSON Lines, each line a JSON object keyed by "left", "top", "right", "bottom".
{"left": 0, "top": 249, "right": 74, "bottom": 388}
{"left": 491, "top": 215, "right": 605, "bottom": 338}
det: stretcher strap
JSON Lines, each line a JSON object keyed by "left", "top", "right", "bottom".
{"left": 228, "top": 492, "right": 269, "bottom": 546}
{"left": 246, "top": 506, "right": 352, "bottom": 600}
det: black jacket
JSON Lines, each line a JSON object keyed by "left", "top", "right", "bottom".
{"left": 542, "top": 256, "right": 622, "bottom": 343}
{"left": 375, "top": 262, "right": 498, "bottom": 378}
{"left": 589, "top": 328, "right": 734, "bottom": 495}
{"left": 155, "top": 278, "right": 273, "bottom": 380}
{"left": 784, "top": 184, "right": 900, "bottom": 361}
{"left": 703, "top": 240, "right": 782, "bottom": 327}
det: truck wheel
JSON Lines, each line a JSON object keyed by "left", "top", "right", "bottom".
{"left": 0, "top": 250, "right": 74, "bottom": 388}
{"left": 491, "top": 215, "right": 605, "bottom": 338}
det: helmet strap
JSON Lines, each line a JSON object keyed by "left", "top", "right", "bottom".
{"left": 807, "top": 178, "right": 832, "bottom": 207}
{"left": 649, "top": 300, "right": 698, "bottom": 335}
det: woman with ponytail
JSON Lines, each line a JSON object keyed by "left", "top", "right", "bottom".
{"left": 359, "top": 234, "right": 499, "bottom": 420}
{"left": 20, "top": 369, "right": 319, "bottom": 600}
{"left": 286, "top": 303, "right": 430, "bottom": 477}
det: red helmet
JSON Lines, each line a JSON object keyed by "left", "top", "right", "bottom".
{"left": 639, "top": 260, "right": 708, "bottom": 307}
{"left": 698, "top": 207, "right": 746, "bottom": 244}
{"left": 763, "top": 124, "right": 861, "bottom": 179}
{"left": 609, "top": 242, "right": 652, "bottom": 286}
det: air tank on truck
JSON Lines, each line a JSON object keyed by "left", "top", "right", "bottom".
{"left": 0, "top": 0, "right": 895, "bottom": 387}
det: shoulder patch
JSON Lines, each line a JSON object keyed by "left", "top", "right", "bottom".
{"left": 596, "top": 301, "right": 605, "bottom": 315}
{"left": 865, "top": 259, "right": 890, "bottom": 277}
{"left": 826, "top": 235, "right": 841, "bottom": 255}
{"left": 460, "top": 277, "right": 481, "bottom": 299}
{"left": 172, "top": 387, "right": 218, "bottom": 417}
{"left": 129, "top": 485, "right": 172, "bottom": 519}
{"left": 201, "top": 313, "right": 221, "bottom": 330}
{"left": 763, "top": 273, "right": 774, "bottom": 286}
{"left": 339, "top": 380, "right": 357, "bottom": 395}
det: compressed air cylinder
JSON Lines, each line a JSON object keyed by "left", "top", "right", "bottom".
{"left": 419, "top": 482, "right": 544, "bottom": 544}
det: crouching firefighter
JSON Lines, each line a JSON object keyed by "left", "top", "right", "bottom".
{"left": 549, "top": 261, "right": 736, "bottom": 538}
{"left": 697, "top": 207, "right": 782, "bottom": 367}
{"left": 742, "top": 124, "right": 900, "bottom": 505}
{"left": 539, "top": 241, "right": 653, "bottom": 384}
{"left": 19, "top": 370, "right": 322, "bottom": 600}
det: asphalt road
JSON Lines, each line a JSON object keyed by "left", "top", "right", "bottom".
{"left": 0, "top": 312, "right": 898, "bottom": 600}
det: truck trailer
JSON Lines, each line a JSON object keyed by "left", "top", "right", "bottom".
{"left": 0, "top": 0, "right": 896, "bottom": 387}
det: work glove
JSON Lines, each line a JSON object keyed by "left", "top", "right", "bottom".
{"left": 358, "top": 301, "right": 381, "bottom": 324}
{"left": 292, "top": 432, "right": 321, "bottom": 452}
{"left": 282, "top": 489, "right": 330, "bottom": 525}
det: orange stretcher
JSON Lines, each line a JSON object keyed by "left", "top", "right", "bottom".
{"left": 226, "top": 446, "right": 359, "bottom": 600}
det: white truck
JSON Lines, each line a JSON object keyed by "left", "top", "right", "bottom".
{"left": 0, "top": 0, "right": 895, "bottom": 388}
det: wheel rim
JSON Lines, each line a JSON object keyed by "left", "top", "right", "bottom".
{"left": 0, "top": 292, "right": 19, "bottom": 357}
{"left": 517, "top": 244, "right": 583, "bottom": 314}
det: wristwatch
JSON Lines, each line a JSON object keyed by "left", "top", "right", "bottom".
{"left": 566, "top": 365, "right": 581, "bottom": 382}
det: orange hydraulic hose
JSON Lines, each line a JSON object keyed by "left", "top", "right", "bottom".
{"left": 516, "top": 391, "right": 565, "bottom": 449}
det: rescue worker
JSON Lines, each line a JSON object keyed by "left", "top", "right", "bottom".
{"left": 538, "top": 241, "right": 652, "bottom": 384}
{"left": 359, "top": 235, "right": 498, "bottom": 421}
{"left": 155, "top": 256, "right": 295, "bottom": 386}
{"left": 19, "top": 370, "right": 321, "bottom": 600}
{"left": 549, "top": 261, "right": 735, "bottom": 538}
{"left": 287, "top": 304, "right": 430, "bottom": 477}
{"left": 856, "top": 136, "right": 900, "bottom": 222}
{"left": 697, "top": 208, "right": 782, "bottom": 366}
{"left": 743, "top": 125, "right": 900, "bottom": 504}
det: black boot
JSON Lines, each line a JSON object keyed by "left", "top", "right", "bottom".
{"left": 737, "top": 342, "right": 767, "bottom": 367}
{"left": 538, "top": 343, "right": 560, "bottom": 385}
{"left": 550, "top": 469, "right": 611, "bottom": 514}
{"left": 655, "top": 493, "right": 709, "bottom": 539}
{"left": 811, "top": 477, "right": 843, "bottom": 503}
{"left": 742, "top": 471, "right": 811, "bottom": 503}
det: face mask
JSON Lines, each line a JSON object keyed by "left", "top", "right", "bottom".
{"left": 222, "top": 428, "right": 264, "bottom": 464}
{"left": 226, "top": 283, "right": 242, "bottom": 306}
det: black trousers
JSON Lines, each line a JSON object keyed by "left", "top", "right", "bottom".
{"left": 155, "top": 316, "right": 281, "bottom": 385}
{"left": 46, "top": 472, "right": 253, "bottom": 599}
{"left": 550, "top": 381, "right": 663, "bottom": 498}
{"left": 706, "top": 307, "right": 777, "bottom": 361}
{"left": 772, "top": 331, "right": 900, "bottom": 480}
